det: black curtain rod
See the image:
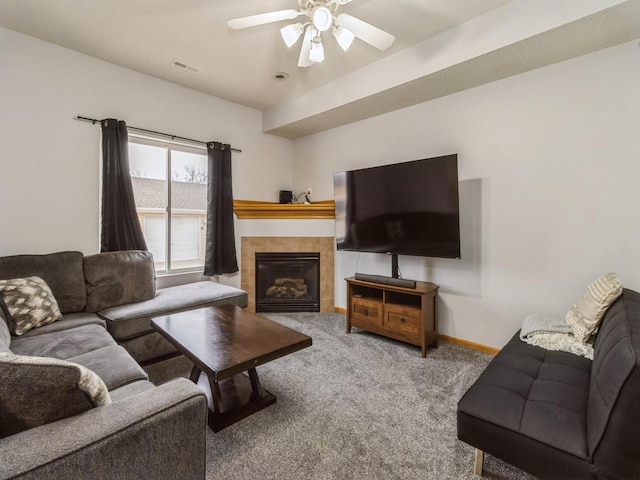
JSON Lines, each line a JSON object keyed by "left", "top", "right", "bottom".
{"left": 74, "top": 116, "right": 242, "bottom": 153}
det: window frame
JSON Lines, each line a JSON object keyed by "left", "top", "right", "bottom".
{"left": 128, "top": 132, "right": 208, "bottom": 275}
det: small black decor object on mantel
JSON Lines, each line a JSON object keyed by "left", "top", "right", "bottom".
{"left": 279, "top": 190, "right": 293, "bottom": 204}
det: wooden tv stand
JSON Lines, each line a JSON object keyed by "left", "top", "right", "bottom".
{"left": 345, "top": 277, "right": 439, "bottom": 358}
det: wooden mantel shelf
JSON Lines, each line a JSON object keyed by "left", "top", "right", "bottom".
{"left": 233, "top": 199, "right": 335, "bottom": 220}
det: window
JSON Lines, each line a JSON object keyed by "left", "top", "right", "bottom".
{"left": 128, "top": 135, "right": 208, "bottom": 274}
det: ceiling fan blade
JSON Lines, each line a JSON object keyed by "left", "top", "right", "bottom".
{"left": 227, "top": 9, "right": 300, "bottom": 30}
{"left": 298, "top": 26, "right": 314, "bottom": 68}
{"left": 335, "top": 13, "right": 395, "bottom": 51}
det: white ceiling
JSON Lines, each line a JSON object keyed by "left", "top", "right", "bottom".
{"left": 1, "top": 0, "right": 639, "bottom": 138}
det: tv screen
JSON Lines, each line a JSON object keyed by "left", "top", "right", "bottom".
{"left": 333, "top": 154, "right": 461, "bottom": 259}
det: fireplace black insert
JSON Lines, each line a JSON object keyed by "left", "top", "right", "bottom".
{"left": 255, "top": 252, "right": 320, "bottom": 312}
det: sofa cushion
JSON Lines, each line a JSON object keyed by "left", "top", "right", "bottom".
{"left": 16, "top": 312, "right": 105, "bottom": 338}
{"left": 10, "top": 323, "right": 149, "bottom": 390}
{"left": 0, "top": 251, "right": 86, "bottom": 313}
{"left": 108, "top": 379, "right": 156, "bottom": 402}
{"left": 587, "top": 290, "right": 640, "bottom": 461}
{"left": 0, "top": 277, "right": 63, "bottom": 335}
{"left": 0, "top": 352, "right": 110, "bottom": 438}
{"left": 84, "top": 250, "right": 156, "bottom": 312}
{"left": 100, "top": 280, "right": 248, "bottom": 341}
{"left": 67, "top": 345, "right": 148, "bottom": 390}
{"left": 10, "top": 324, "right": 116, "bottom": 360}
{"left": 457, "top": 333, "right": 592, "bottom": 459}
{"left": 566, "top": 273, "right": 623, "bottom": 343}
{"left": 0, "top": 310, "right": 11, "bottom": 353}
{"left": 118, "top": 331, "right": 180, "bottom": 364}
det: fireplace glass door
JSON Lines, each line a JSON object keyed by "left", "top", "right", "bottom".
{"left": 255, "top": 252, "right": 320, "bottom": 312}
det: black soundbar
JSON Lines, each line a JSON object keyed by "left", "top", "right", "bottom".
{"left": 354, "top": 273, "right": 416, "bottom": 289}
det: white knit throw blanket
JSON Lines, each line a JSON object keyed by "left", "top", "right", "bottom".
{"left": 520, "top": 314, "right": 594, "bottom": 360}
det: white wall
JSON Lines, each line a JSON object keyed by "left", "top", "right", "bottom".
{"left": 0, "top": 27, "right": 292, "bottom": 258}
{"left": 2, "top": 27, "right": 639, "bottom": 349}
{"left": 292, "top": 41, "right": 640, "bottom": 349}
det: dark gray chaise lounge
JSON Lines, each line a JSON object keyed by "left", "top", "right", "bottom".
{"left": 457, "top": 288, "right": 640, "bottom": 479}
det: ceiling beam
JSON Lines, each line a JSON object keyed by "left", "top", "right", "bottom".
{"left": 263, "top": 0, "right": 639, "bottom": 139}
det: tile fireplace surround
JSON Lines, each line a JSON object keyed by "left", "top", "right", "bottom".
{"left": 241, "top": 237, "right": 334, "bottom": 313}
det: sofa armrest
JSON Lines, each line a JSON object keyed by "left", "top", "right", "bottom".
{"left": 0, "top": 378, "right": 207, "bottom": 480}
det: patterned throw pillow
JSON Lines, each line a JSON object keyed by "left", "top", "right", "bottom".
{"left": 0, "top": 353, "right": 111, "bottom": 438}
{"left": 0, "top": 276, "right": 63, "bottom": 336}
{"left": 565, "top": 273, "right": 623, "bottom": 344}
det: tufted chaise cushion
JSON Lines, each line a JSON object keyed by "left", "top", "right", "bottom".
{"left": 458, "top": 333, "right": 592, "bottom": 458}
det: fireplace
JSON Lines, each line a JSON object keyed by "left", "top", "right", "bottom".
{"left": 255, "top": 252, "right": 320, "bottom": 313}
{"left": 241, "top": 236, "right": 334, "bottom": 313}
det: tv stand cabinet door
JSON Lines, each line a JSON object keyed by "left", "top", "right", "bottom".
{"left": 384, "top": 304, "right": 420, "bottom": 337}
{"left": 351, "top": 297, "right": 383, "bottom": 330}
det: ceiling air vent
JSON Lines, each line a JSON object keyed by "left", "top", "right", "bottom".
{"left": 171, "top": 60, "right": 200, "bottom": 74}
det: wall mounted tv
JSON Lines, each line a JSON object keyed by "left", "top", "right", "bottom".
{"left": 333, "top": 154, "right": 461, "bottom": 279}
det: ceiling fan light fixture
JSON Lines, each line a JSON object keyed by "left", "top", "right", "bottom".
{"left": 309, "top": 36, "right": 325, "bottom": 63}
{"left": 227, "top": 2, "right": 394, "bottom": 68}
{"left": 297, "top": 26, "right": 314, "bottom": 68}
{"left": 281, "top": 22, "right": 304, "bottom": 47}
{"left": 333, "top": 26, "right": 355, "bottom": 51}
{"left": 312, "top": 6, "right": 333, "bottom": 32}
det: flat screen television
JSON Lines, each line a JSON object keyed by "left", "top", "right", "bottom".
{"left": 333, "top": 154, "right": 460, "bottom": 278}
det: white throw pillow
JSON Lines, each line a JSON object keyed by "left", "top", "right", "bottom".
{"left": 565, "top": 273, "right": 623, "bottom": 344}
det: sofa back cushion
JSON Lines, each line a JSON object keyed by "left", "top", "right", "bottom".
{"left": 0, "top": 353, "right": 111, "bottom": 438}
{"left": 587, "top": 289, "right": 640, "bottom": 473}
{"left": 0, "top": 252, "right": 86, "bottom": 314}
{"left": 84, "top": 250, "right": 156, "bottom": 312}
{"left": 0, "top": 310, "right": 11, "bottom": 353}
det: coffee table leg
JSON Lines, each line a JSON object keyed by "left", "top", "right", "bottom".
{"left": 208, "top": 377, "right": 224, "bottom": 413}
{"left": 189, "top": 365, "right": 201, "bottom": 383}
{"left": 191, "top": 365, "right": 223, "bottom": 414}
{"left": 248, "top": 368, "right": 262, "bottom": 397}
{"left": 196, "top": 370, "right": 276, "bottom": 433}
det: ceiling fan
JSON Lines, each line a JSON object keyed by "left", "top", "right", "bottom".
{"left": 227, "top": 0, "right": 395, "bottom": 68}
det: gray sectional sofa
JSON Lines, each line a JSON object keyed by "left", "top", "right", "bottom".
{"left": 1, "top": 250, "right": 248, "bottom": 383}
{"left": 0, "top": 250, "right": 248, "bottom": 480}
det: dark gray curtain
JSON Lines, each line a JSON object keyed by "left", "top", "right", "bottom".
{"left": 100, "top": 119, "right": 147, "bottom": 252}
{"left": 204, "top": 142, "right": 238, "bottom": 275}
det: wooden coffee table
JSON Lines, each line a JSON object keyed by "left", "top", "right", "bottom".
{"left": 151, "top": 304, "right": 312, "bottom": 432}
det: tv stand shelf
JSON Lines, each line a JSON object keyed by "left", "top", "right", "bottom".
{"left": 345, "top": 277, "right": 439, "bottom": 358}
